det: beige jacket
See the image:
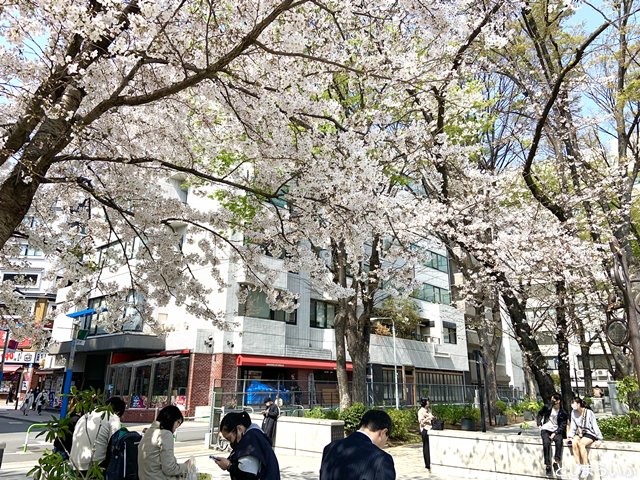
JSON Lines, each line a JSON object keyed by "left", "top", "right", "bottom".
{"left": 138, "top": 421, "right": 189, "bottom": 480}
{"left": 418, "top": 406, "right": 433, "bottom": 432}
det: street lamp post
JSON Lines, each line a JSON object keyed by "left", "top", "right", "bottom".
{"left": 391, "top": 319, "right": 399, "bottom": 410}
{"left": 0, "top": 328, "right": 9, "bottom": 389}
{"left": 60, "top": 320, "right": 80, "bottom": 418}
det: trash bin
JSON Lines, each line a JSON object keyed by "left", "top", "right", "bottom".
{"left": 0, "top": 441, "right": 5, "bottom": 469}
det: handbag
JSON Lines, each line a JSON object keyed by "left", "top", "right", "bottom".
{"left": 432, "top": 418, "right": 445, "bottom": 430}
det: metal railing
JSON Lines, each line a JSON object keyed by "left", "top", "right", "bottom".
{"left": 22, "top": 423, "right": 48, "bottom": 452}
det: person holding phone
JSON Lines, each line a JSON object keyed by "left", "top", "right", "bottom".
{"left": 138, "top": 405, "right": 191, "bottom": 479}
{"left": 213, "top": 411, "right": 280, "bottom": 480}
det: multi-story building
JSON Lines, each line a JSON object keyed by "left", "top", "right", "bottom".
{"left": 46, "top": 179, "right": 473, "bottom": 421}
{"left": 1, "top": 218, "right": 57, "bottom": 403}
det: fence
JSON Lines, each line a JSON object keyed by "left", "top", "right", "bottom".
{"left": 209, "top": 380, "right": 523, "bottom": 411}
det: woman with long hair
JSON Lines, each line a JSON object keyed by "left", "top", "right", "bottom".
{"left": 418, "top": 398, "right": 434, "bottom": 471}
{"left": 138, "top": 405, "right": 191, "bottom": 479}
{"left": 213, "top": 411, "right": 280, "bottom": 480}
{"left": 569, "top": 396, "right": 603, "bottom": 479}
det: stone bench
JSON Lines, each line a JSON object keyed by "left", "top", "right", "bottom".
{"left": 429, "top": 429, "right": 640, "bottom": 479}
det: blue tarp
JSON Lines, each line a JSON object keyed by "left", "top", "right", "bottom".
{"left": 246, "top": 380, "right": 290, "bottom": 405}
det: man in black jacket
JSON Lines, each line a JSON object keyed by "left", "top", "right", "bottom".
{"left": 320, "top": 409, "right": 395, "bottom": 480}
{"left": 536, "top": 393, "right": 568, "bottom": 476}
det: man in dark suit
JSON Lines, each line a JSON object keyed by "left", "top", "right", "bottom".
{"left": 320, "top": 409, "right": 396, "bottom": 480}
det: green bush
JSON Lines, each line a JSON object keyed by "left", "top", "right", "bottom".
{"left": 461, "top": 404, "right": 481, "bottom": 422}
{"left": 304, "top": 407, "right": 327, "bottom": 419}
{"left": 495, "top": 400, "right": 507, "bottom": 415}
{"left": 386, "top": 408, "right": 416, "bottom": 440}
{"left": 339, "top": 403, "right": 368, "bottom": 434}
{"left": 431, "top": 404, "right": 477, "bottom": 425}
{"left": 518, "top": 397, "right": 543, "bottom": 414}
{"left": 324, "top": 409, "right": 340, "bottom": 420}
{"left": 599, "top": 415, "right": 640, "bottom": 442}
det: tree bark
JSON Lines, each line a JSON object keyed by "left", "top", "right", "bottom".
{"left": 500, "top": 282, "right": 555, "bottom": 400}
{"left": 555, "top": 280, "right": 574, "bottom": 410}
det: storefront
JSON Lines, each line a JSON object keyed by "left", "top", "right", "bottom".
{"left": 105, "top": 354, "right": 190, "bottom": 416}
{"left": 1, "top": 364, "right": 23, "bottom": 402}
{"left": 235, "top": 355, "right": 353, "bottom": 408}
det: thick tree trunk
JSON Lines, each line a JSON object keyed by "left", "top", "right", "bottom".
{"left": 555, "top": 281, "right": 573, "bottom": 410}
{"left": 579, "top": 341, "right": 593, "bottom": 397}
{"left": 334, "top": 306, "right": 352, "bottom": 410}
{"left": 346, "top": 312, "right": 371, "bottom": 405}
{"left": 0, "top": 85, "right": 83, "bottom": 247}
{"left": 500, "top": 282, "right": 555, "bottom": 400}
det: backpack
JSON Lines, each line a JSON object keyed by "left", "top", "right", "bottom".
{"left": 104, "top": 428, "right": 142, "bottom": 480}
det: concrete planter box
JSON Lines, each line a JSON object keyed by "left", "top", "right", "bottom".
{"left": 249, "top": 414, "right": 344, "bottom": 457}
{"left": 495, "top": 414, "right": 507, "bottom": 426}
{"left": 430, "top": 428, "right": 640, "bottom": 480}
{"left": 460, "top": 418, "right": 476, "bottom": 431}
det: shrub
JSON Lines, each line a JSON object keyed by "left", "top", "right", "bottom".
{"left": 519, "top": 397, "right": 543, "bottom": 413}
{"left": 432, "top": 404, "right": 459, "bottom": 425}
{"left": 304, "top": 407, "right": 327, "bottom": 419}
{"left": 324, "top": 409, "right": 340, "bottom": 420}
{"left": 461, "top": 404, "right": 481, "bottom": 422}
{"left": 387, "top": 408, "right": 415, "bottom": 441}
{"left": 339, "top": 403, "right": 368, "bottom": 434}
{"left": 599, "top": 415, "right": 640, "bottom": 442}
{"left": 495, "top": 400, "right": 507, "bottom": 415}
{"left": 431, "top": 404, "right": 475, "bottom": 425}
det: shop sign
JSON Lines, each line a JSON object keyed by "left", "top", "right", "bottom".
{"left": 175, "top": 396, "right": 187, "bottom": 410}
{"left": 3, "top": 351, "right": 46, "bottom": 364}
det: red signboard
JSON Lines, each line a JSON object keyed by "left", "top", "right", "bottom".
{"left": 0, "top": 331, "right": 31, "bottom": 349}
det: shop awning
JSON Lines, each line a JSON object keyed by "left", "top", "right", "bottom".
{"left": 236, "top": 355, "right": 352, "bottom": 371}
{"left": 66, "top": 308, "right": 97, "bottom": 318}
{"left": 2, "top": 364, "right": 23, "bottom": 374}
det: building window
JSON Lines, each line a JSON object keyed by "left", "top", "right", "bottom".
{"left": 123, "top": 291, "right": 144, "bottom": 332}
{"left": 238, "top": 288, "right": 297, "bottom": 324}
{"left": 97, "top": 239, "right": 139, "bottom": 266}
{"left": 131, "top": 364, "right": 152, "bottom": 408}
{"left": 443, "top": 322, "right": 457, "bottom": 344}
{"left": 85, "top": 296, "right": 108, "bottom": 335}
{"left": 577, "top": 354, "right": 609, "bottom": 370}
{"left": 426, "top": 251, "right": 449, "bottom": 273}
{"left": 536, "top": 331, "right": 556, "bottom": 346}
{"left": 382, "top": 367, "right": 403, "bottom": 403}
{"left": 2, "top": 273, "right": 39, "bottom": 287}
{"left": 19, "top": 244, "right": 44, "bottom": 257}
{"left": 411, "top": 283, "right": 451, "bottom": 305}
{"left": 310, "top": 299, "right": 336, "bottom": 329}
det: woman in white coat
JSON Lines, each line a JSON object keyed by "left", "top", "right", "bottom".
{"left": 138, "top": 405, "right": 191, "bottom": 479}
{"left": 20, "top": 389, "right": 34, "bottom": 416}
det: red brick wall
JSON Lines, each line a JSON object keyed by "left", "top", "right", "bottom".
{"left": 186, "top": 353, "right": 214, "bottom": 417}
{"left": 183, "top": 353, "right": 239, "bottom": 417}
{"left": 121, "top": 408, "right": 157, "bottom": 423}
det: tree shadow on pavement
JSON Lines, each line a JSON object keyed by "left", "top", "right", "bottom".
{"left": 280, "top": 466, "right": 319, "bottom": 479}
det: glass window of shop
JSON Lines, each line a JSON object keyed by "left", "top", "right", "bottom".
{"left": 107, "top": 356, "right": 190, "bottom": 410}
{"left": 151, "top": 360, "right": 171, "bottom": 408}
{"left": 131, "top": 364, "right": 151, "bottom": 408}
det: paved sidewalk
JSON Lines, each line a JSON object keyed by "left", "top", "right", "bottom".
{"left": 0, "top": 442, "right": 479, "bottom": 480}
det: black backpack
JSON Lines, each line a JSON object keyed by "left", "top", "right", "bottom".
{"left": 105, "top": 428, "right": 142, "bottom": 480}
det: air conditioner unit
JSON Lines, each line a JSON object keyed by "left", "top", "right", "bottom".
{"left": 595, "top": 369, "right": 608, "bottom": 378}
{"left": 577, "top": 370, "right": 584, "bottom": 378}
{"left": 432, "top": 337, "right": 441, "bottom": 344}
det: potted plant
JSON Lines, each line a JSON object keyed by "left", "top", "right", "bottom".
{"left": 460, "top": 404, "right": 480, "bottom": 431}
{"left": 495, "top": 400, "right": 508, "bottom": 426}
{"left": 521, "top": 397, "right": 541, "bottom": 421}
